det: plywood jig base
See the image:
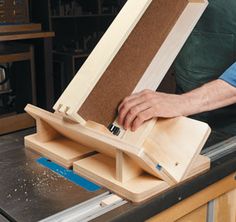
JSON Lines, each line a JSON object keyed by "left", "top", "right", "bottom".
{"left": 73, "top": 154, "right": 210, "bottom": 203}
{"left": 24, "top": 0, "right": 210, "bottom": 203}
{"left": 25, "top": 104, "right": 211, "bottom": 202}
{"left": 25, "top": 134, "right": 95, "bottom": 168}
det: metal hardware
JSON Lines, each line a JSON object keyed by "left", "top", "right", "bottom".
{"left": 108, "top": 124, "right": 121, "bottom": 136}
{"left": 40, "top": 192, "right": 127, "bottom": 222}
{"left": 202, "top": 136, "right": 236, "bottom": 161}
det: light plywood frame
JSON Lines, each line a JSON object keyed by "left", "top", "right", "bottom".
{"left": 25, "top": 105, "right": 175, "bottom": 184}
{"left": 25, "top": 103, "right": 210, "bottom": 202}
{"left": 52, "top": 0, "right": 209, "bottom": 168}
{"left": 24, "top": 0, "right": 211, "bottom": 202}
{"left": 25, "top": 104, "right": 210, "bottom": 202}
{"left": 53, "top": 0, "right": 208, "bottom": 127}
{"left": 73, "top": 154, "right": 210, "bottom": 202}
{"left": 53, "top": 0, "right": 153, "bottom": 123}
{"left": 133, "top": 1, "right": 209, "bottom": 93}
{"left": 121, "top": 0, "right": 209, "bottom": 143}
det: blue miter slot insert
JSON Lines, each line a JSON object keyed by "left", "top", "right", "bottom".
{"left": 36, "top": 157, "right": 101, "bottom": 192}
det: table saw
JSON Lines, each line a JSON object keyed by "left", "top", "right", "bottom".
{"left": 1, "top": 0, "right": 236, "bottom": 221}
{"left": 0, "top": 129, "right": 235, "bottom": 222}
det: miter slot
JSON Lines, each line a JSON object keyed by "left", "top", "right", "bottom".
{"left": 40, "top": 192, "right": 127, "bottom": 222}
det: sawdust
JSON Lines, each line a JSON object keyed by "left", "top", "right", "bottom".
{"left": 6, "top": 162, "right": 75, "bottom": 202}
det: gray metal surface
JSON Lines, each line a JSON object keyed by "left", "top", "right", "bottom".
{"left": 202, "top": 136, "right": 236, "bottom": 161}
{"left": 207, "top": 200, "right": 215, "bottom": 222}
{"left": 0, "top": 129, "right": 235, "bottom": 222}
{"left": 41, "top": 192, "right": 127, "bottom": 222}
{"left": 0, "top": 129, "right": 108, "bottom": 222}
{"left": 0, "top": 215, "right": 9, "bottom": 222}
{"left": 91, "top": 132, "right": 236, "bottom": 222}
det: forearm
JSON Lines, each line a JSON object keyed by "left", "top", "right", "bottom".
{"left": 118, "top": 70, "right": 236, "bottom": 131}
{"left": 181, "top": 79, "right": 236, "bottom": 116}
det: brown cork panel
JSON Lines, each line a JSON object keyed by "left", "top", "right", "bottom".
{"left": 79, "top": 0, "right": 189, "bottom": 126}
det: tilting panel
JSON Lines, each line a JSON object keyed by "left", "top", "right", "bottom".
{"left": 24, "top": 0, "right": 210, "bottom": 203}
{"left": 53, "top": 0, "right": 208, "bottom": 127}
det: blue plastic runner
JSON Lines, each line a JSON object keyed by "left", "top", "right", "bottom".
{"left": 36, "top": 157, "right": 101, "bottom": 192}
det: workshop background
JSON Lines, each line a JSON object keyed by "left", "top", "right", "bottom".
{"left": 0, "top": 0, "right": 178, "bottom": 136}
{"left": 0, "top": 0, "right": 129, "bottom": 135}
{"left": 0, "top": 1, "right": 235, "bottom": 222}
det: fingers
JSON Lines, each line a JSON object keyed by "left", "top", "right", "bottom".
{"left": 118, "top": 95, "right": 148, "bottom": 127}
{"left": 118, "top": 89, "right": 153, "bottom": 112}
{"left": 131, "top": 108, "right": 155, "bottom": 131}
{"left": 118, "top": 89, "right": 156, "bottom": 130}
{"left": 118, "top": 92, "right": 140, "bottom": 112}
{"left": 123, "top": 102, "right": 151, "bottom": 130}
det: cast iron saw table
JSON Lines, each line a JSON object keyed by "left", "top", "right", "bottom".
{"left": 0, "top": 129, "right": 235, "bottom": 222}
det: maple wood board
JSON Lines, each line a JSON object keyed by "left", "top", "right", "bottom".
{"left": 143, "top": 117, "right": 211, "bottom": 182}
{"left": 53, "top": 0, "right": 208, "bottom": 126}
{"left": 25, "top": 134, "right": 95, "bottom": 168}
{"left": 0, "top": 23, "right": 42, "bottom": 33}
{"left": 25, "top": 104, "right": 210, "bottom": 185}
{"left": 23, "top": 0, "right": 211, "bottom": 202}
{"left": 78, "top": 0, "right": 189, "bottom": 126}
{"left": 25, "top": 105, "right": 173, "bottom": 183}
{"left": 53, "top": 0, "right": 153, "bottom": 124}
{"left": 214, "top": 189, "right": 236, "bottom": 222}
{"left": 0, "top": 113, "right": 35, "bottom": 135}
{"left": 73, "top": 153, "right": 210, "bottom": 203}
{"left": 176, "top": 205, "right": 207, "bottom": 222}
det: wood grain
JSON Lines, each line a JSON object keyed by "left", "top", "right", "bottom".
{"left": 0, "top": 32, "right": 55, "bottom": 41}
{"left": 214, "top": 188, "right": 236, "bottom": 222}
{"left": 25, "top": 134, "right": 95, "bottom": 169}
{"left": 25, "top": 104, "right": 210, "bottom": 185}
{"left": 25, "top": 104, "right": 168, "bottom": 181}
{"left": 78, "top": 0, "right": 189, "bottom": 126}
{"left": 143, "top": 117, "right": 211, "bottom": 182}
{"left": 73, "top": 153, "right": 210, "bottom": 202}
{"left": 175, "top": 205, "right": 207, "bottom": 222}
{"left": 53, "top": 0, "right": 153, "bottom": 123}
{"left": 25, "top": 105, "right": 209, "bottom": 185}
{"left": 0, "top": 113, "right": 35, "bottom": 135}
{"left": 115, "top": 150, "right": 143, "bottom": 183}
{"left": 147, "top": 173, "right": 236, "bottom": 221}
{"left": 53, "top": 0, "right": 208, "bottom": 128}
{"left": 0, "top": 23, "right": 41, "bottom": 33}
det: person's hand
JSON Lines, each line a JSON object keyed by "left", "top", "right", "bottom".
{"left": 118, "top": 89, "right": 188, "bottom": 131}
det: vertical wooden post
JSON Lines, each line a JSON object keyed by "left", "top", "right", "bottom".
{"left": 116, "top": 150, "right": 143, "bottom": 183}
{"left": 36, "top": 118, "right": 59, "bottom": 142}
